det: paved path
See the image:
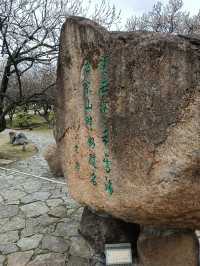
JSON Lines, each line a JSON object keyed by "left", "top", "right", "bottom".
{"left": 0, "top": 130, "right": 103, "bottom": 266}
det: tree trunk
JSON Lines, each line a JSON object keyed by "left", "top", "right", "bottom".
{"left": 0, "top": 59, "right": 11, "bottom": 132}
{"left": 0, "top": 111, "right": 6, "bottom": 132}
{"left": 9, "top": 113, "right": 13, "bottom": 127}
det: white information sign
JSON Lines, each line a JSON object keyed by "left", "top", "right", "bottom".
{"left": 105, "top": 244, "right": 132, "bottom": 265}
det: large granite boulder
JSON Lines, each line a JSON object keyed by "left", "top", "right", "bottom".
{"left": 54, "top": 16, "right": 200, "bottom": 228}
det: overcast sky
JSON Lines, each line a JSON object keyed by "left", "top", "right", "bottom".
{"left": 109, "top": 0, "right": 200, "bottom": 25}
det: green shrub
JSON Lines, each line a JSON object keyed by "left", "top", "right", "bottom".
{"left": 14, "top": 112, "right": 32, "bottom": 128}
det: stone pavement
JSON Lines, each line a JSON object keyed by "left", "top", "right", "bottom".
{"left": 0, "top": 130, "right": 104, "bottom": 266}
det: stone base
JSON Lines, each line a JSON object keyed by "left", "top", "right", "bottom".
{"left": 80, "top": 207, "right": 140, "bottom": 257}
{"left": 137, "top": 228, "right": 199, "bottom": 266}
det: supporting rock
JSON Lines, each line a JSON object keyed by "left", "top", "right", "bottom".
{"left": 43, "top": 144, "right": 63, "bottom": 177}
{"left": 80, "top": 207, "right": 140, "bottom": 257}
{"left": 137, "top": 227, "right": 199, "bottom": 266}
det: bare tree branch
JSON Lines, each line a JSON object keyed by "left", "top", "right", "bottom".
{"left": 126, "top": 0, "right": 200, "bottom": 35}
{"left": 0, "top": 0, "right": 121, "bottom": 131}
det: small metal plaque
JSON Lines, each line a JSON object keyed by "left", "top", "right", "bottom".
{"left": 105, "top": 243, "right": 132, "bottom": 265}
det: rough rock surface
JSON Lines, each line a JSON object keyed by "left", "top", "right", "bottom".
{"left": 137, "top": 228, "right": 199, "bottom": 266}
{"left": 9, "top": 132, "right": 28, "bottom": 145}
{"left": 54, "top": 16, "right": 200, "bottom": 228}
{"left": 43, "top": 144, "right": 63, "bottom": 176}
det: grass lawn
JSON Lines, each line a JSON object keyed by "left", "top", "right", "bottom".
{"left": 6, "top": 114, "right": 50, "bottom": 130}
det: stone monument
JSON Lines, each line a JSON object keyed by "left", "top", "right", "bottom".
{"left": 46, "top": 16, "right": 200, "bottom": 265}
